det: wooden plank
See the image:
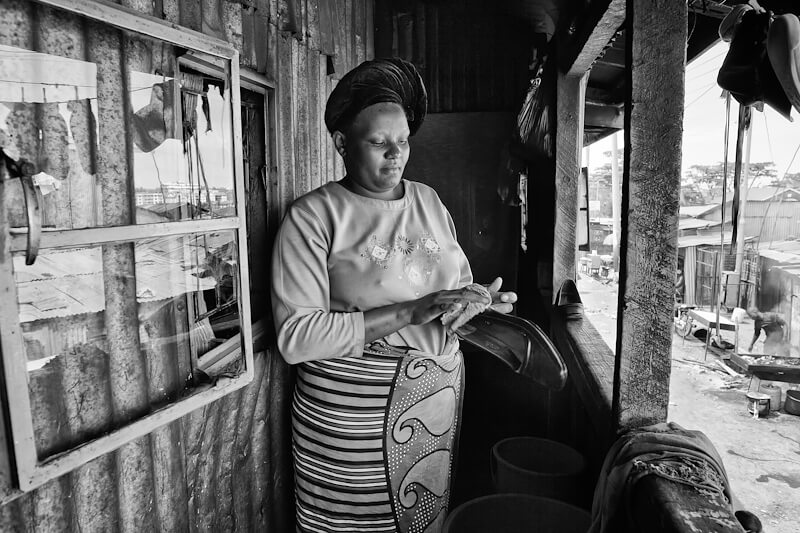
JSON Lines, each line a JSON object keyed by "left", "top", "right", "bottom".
{"left": 222, "top": 0, "right": 245, "bottom": 64}
{"left": 293, "top": 39, "right": 311, "bottom": 197}
{"left": 162, "top": 0, "right": 179, "bottom": 23}
{"left": 550, "top": 314, "right": 614, "bottom": 444}
{"left": 344, "top": 0, "right": 353, "bottom": 69}
{"left": 559, "top": 0, "right": 625, "bottom": 76}
{"left": 21, "top": 374, "right": 251, "bottom": 491}
{"left": 241, "top": 5, "right": 258, "bottom": 68}
{"left": 35, "top": 0, "right": 236, "bottom": 57}
{"left": 373, "top": 0, "right": 392, "bottom": 57}
{"left": 254, "top": 0, "right": 270, "bottom": 73}
{"left": 179, "top": 0, "right": 202, "bottom": 30}
{"left": 264, "top": 1, "right": 278, "bottom": 78}
{"left": 584, "top": 102, "right": 624, "bottom": 130}
{"left": 307, "top": 50, "right": 322, "bottom": 191}
{"left": 277, "top": 31, "right": 296, "bottom": 210}
{"left": 552, "top": 72, "right": 588, "bottom": 302}
{"left": 330, "top": 0, "right": 347, "bottom": 77}
{"left": 201, "top": 0, "right": 225, "bottom": 39}
{"left": 91, "top": 24, "right": 157, "bottom": 530}
{"left": 231, "top": 353, "right": 267, "bottom": 528}
{"left": 353, "top": 0, "right": 365, "bottom": 65}
{"left": 317, "top": 0, "right": 336, "bottom": 56}
{"left": 365, "top": 0, "right": 374, "bottom": 60}
{"left": 631, "top": 475, "right": 744, "bottom": 532}
{"left": 307, "top": 0, "right": 319, "bottom": 51}
{"left": 9, "top": 217, "right": 239, "bottom": 252}
{"left": 613, "top": 0, "right": 687, "bottom": 432}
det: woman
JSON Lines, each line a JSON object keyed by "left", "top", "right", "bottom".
{"left": 271, "top": 57, "right": 516, "bottom": 533}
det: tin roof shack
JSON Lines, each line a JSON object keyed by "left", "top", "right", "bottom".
{"left": 0, "top": 1, "right": 772, "bottom": 532}
{"left": 758, "top": 240, "right": 800, "bottom": 350}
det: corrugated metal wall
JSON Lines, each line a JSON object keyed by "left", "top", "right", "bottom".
{"left": 0, "top": 0, "right": 371, "bottom": 531}
{"left": 374, "top": 0, "right": 532, "bottom": 113}
{"left": 744, "top": 201, "right": 800, "bottom": 244}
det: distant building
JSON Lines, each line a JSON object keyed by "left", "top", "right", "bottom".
{"left": 135, "top": 182, "right": 233, "bottom": 208}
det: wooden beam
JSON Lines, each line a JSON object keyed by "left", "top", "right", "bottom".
{"left": 613, "top": 0, "right": 687, "bottom": 432}
{"left": 584, "top": 102, "right": 624, "bottom": 130}
{"left": 552, "top": 71, "right": 588, "bottom": 302}
{"left": 560, "top": 0, "right": 625, "bottom": 76}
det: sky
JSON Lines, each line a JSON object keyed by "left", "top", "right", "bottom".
{"left": 584, "top": 40, "right": 800, "bottom": 181}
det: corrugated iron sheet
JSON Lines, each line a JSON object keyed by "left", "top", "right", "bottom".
{"left": 374, "top": 0, "right": 532, "bottom": 113}
{"left": 0, "top": 0, "right": 371, "bottom": 530}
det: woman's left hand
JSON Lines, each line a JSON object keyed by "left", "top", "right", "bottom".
{"left": 485, "top": 277, "right": 517, "bottom": 314}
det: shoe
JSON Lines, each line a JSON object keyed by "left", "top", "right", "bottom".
{"left": 555, "top": 279, "right": 584, "bottom": 320}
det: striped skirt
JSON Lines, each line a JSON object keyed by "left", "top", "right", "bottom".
{"left": 291, "top": 344, "right": 464, "bottom": 533}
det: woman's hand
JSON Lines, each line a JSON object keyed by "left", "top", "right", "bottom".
{"left": 407, "top": 287, "right": 489, "bottom": 326}
{"left": 485, "top": 277, "right": 517, "bottom": 314}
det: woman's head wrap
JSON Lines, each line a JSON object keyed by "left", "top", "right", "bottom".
{"left": 324, "top": 58, "right": 427, "bottom": 136}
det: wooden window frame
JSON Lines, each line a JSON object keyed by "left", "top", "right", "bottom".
{"left": 0, "top": 0, "right": 254, "bottom": 491}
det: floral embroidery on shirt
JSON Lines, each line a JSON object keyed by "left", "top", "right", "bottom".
{"left": 394, "top": 235, "right": 415, "bottom": 255}
{"left": 403, "top": 257, "right": 428, "bottom": 288}
{"left": 418, "top": 233, "right": 442, "bottom": 261}
{"left": 362, "top": 232, "right": 442, "bottom": 287}
{"left": 361, "top": 235, "right": 395, "bottom": 268}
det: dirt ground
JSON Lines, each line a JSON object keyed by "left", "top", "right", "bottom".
{"left": 576, "top": 274, "right": 800, "bottom": 533}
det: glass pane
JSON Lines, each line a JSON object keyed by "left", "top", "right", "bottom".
{"left": 0, "top": 21, "right": 236, "bottom": 230}
{"left": 15, "top": 230, "right": 243, "bottom": 460}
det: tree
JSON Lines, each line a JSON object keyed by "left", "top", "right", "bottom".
{"left": 771, "top": 171, "right": 800, "bottom": 189}
{"left": 681, "top": 161, "right": 778, "bottom": 204}
{"left": 588, "top": 163, "right": 612, "bottom": 217}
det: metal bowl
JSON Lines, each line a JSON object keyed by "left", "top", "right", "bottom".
{"left": 784, "top": 390, "right": 800, "bottom": 416}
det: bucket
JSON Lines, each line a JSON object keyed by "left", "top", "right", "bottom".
{"left": 760, "top": 383, "right": 782, "bottom": 411}
{"left": 443, "top": 494, "right": 591, "bottom": 533}
{"left": 490, "top": 437, "right": 586, "bottom": 505}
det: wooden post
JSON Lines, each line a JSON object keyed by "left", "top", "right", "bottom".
{"left": 613, "top": 0, "right": 687, "bottom": 432}
{"left": 552, "top": 71, "right": 588, "bottom": 302}
{"left": 611, "top": 131, "right": 621, "bottom": 269}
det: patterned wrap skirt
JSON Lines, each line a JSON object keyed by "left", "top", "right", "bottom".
{"left": 291, "top": 342, "right": 464, "bottom": 533}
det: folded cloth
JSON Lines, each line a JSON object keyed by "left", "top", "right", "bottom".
{"left": 719, "top": 3, "right": 752, "bottom": 42}
{"left": 324, "top": 57, "right": 427, "bottom": 135}
{"left": 718, "top": 10, "right": 793, "bottom": 120}
{"left": 441, "top": 283, "right": 492, "bottom": 332}
{"left": 589, "top": 422, "right": 737, "bottom": 533}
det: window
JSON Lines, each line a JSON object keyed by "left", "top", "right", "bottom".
{"left": 0, "top": 0, "right": 253, "bottom": 490}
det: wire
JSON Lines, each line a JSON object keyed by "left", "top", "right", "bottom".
{"left": 764, "top": 141, "right": 800, "bottom": 247}
{"left": 689, "top": 49, "right": 727, "bottom": 70}
{"left": 686, "top": 82, "right": 720, "bottom": 109}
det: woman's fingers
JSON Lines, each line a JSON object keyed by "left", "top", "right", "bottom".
{"left": 486, "top": 277, "right": 503, "bottom": 294}
{"left": 490, "top": 302, "right": 514, "bottom": 314}
{"left": 498, "top": 291, "right": 518, "bottom": 304}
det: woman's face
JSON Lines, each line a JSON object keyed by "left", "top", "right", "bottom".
{"left": 335, "top": 102, "right": 410, "bottom": 200}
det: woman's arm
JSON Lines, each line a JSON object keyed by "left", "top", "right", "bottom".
{"left": 748, "top": 319, "right": 763, "bottom": 351}
{"left": 363, "top": 288, "right": 490, "bottom": 343}
{"left": 271, "top": 204, "right": 490, "bottom": 363}
{"left": 271, "top": 205, "right": 365, "bottom": 363}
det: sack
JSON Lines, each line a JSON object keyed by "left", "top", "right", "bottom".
{"left": 514, "top": 53, "right": 555, "bottom": 161}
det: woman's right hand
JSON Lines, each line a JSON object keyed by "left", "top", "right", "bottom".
{"left": 364, "top": 287, "right": 491, "bottom": 344}
{"left": 406, "top": 287, "right": 488, "bottom": 326}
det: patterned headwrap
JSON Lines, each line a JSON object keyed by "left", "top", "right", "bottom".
{"left": 324, "top": 57, "right": 427, "bottom": 136}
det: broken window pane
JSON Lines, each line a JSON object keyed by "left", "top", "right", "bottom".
{"left": 16, "top": 229, "right": 242, "bottom": 460}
